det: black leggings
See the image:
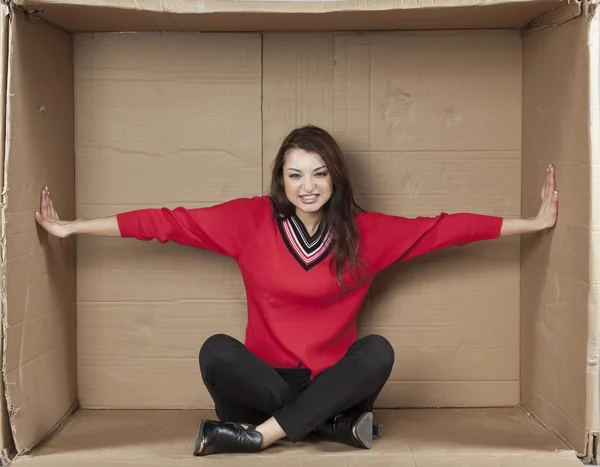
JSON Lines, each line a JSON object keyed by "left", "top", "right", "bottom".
{"left": 199, "top": 333, "right": 395, "bottom": 443}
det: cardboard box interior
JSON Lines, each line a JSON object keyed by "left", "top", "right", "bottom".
{"left": 1, "top": 0, "right": 598, "bottom": 466}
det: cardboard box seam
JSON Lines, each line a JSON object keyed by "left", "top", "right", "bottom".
{"left": 522, "top": 0, "right": 583, "bottom": 35}
{"left": 7, "top": 1, "right": 70, "bottom": 36}
{"left": 520, "top": 407, "right": 589, "bottom": 461}
{"left": 5, "top": 400, "right": 78, "bottom": 465}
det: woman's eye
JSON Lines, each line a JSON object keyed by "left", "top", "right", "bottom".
{"left": 289, "top": 173, "right": 300, "bottom": 179}
{"left": 316, "top": 172, "right": 328, "bottom": 177}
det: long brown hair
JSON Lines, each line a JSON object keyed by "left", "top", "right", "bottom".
{"left": 270, "top": 125, "right": 365, "bottom": 286}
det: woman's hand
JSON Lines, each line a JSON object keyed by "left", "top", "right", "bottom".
{"left": 500, "top": 164, "right": 558, "bottom": 237}
{"left": 35, "top": 186, "right": 74, "bottom": 239}
{"left": 35, "top": 185, "right": 120, "bottom": 238}
{"left": 534, "top": 163, "right": 559, "bottom": 229}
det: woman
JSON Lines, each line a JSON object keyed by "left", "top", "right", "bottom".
{"left": 35, "top": 125, "right": 559, "bottom": 456}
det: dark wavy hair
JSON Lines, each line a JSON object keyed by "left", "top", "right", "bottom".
{"left": 269, "top": 125, "right": 365, "bottom": 286}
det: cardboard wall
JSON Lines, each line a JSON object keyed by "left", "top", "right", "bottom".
{"left": 74, "top": 32, "right": 262, "bottom": 408}
{"left": 76, "top": 29, "right": 522, "bottom": 409}
{"left": 13, "top": 0, "right": 567, "bottom": 32}
{"left": 521, "top": 13, "right": 598, "bottom": 455}
{"left": 329, "top": 30, "right": 522, "bottom": 407}
{"left": 0, "top": 4, "right": 14, "bottom": 462}
{"left": 3, "top": 12, "right": 76, "bottom": 453}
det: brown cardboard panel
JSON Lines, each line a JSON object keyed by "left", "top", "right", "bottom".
{"left": 77, "top": 204, "right": 246, "bottom": 304}
{"left": 8, "top": 458, "right": 586, "bottom": 467}
{"left": 521, "top": 13, "right": 593, "bottom": 455}
{"left": 377, "top": 381, "right": 519, "bottom": 408}
{"left": 333, "top": 30, "right": 522, "bottom": 152}
{"left": 262, "top": 33, "right": 334, "bottom": 194}
{"left": 415, "top": 459, "right": 582, "bottom": 467}
{"left": 74, "top": 32, "right": 262, "bottom": 207}
{"left": 0, "top": 3, "right": 14, "bottom": 461}
{"left": 74, "top": 31, "right": 261, "bottom": 306}
{"left": 370, "top": 239, "right": 520, "bottom": 295}
{"left": 9, "top": 408, "right": 578, "bottom": 467}
{"left": 356, "top": 194, "right": 520, "bottom": 219}
{"left": 359, "top": 326, "right": 517, "bottom": 382}
{"left": 77, "top": 236, "right": 246, "bottom": 302}
{"left": 521, "top": 384, "right": 586, "bottom": 460}
{"left": 77, "top": 297, "right": 519, "bottom": 408}
{"left": 358, "top": 244, "right": 520, "bottom": 400}
{"left": 77, "top": 301, "right": 246, "bottom": 408}
{"left": 74, "top": 32, "right": 262, "bottom": 408}
{"left": 79, "top": 374, "right": 519, "bottom": 410}
{"left": 15, "top": 0, "right": 566, "bottom": 32}
{"left": 346, "top": 151, "right": 521, "bottom": 197}
{"left": 338, "top": 29, "right": 523, "bottom": 391}
{"left": 587, "top": 0, "right": 600, "bottom": 438}
{"left": 4, "top": 10, "right": 76, "bottom": 453}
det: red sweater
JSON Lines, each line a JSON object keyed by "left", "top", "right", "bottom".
{"left": 116, "top": 196, "right": 503, "bottom": 378}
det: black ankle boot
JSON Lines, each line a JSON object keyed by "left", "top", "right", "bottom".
{"left": 193, "top": 419, "right": 263, "bottom": 456}
{"left": 315, "top": 412, "right": 376, "bottom": 449}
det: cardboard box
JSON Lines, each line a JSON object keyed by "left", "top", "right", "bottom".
{"left": 0, "top": 0, "right": 598, "bottom": 465}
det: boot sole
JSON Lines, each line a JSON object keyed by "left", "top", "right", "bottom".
{"left": 353, "top": 412, "right": 373, "bottom": 449}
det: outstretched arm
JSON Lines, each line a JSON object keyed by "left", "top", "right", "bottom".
{"left": 500, "top": 164, "right": 558, "bottom": 237}
{"left": 362, "top": 164, "right": 559, "bottom": 271}
{"left": 35, "top": 186, "right": 270, "bottom": 258}
{"left": 35, "top": 186, "right": 119, "bottom": 238}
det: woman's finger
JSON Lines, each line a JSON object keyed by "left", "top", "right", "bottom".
{"left": 541, "top": 166, "right": 550, "bottom": 200}
{"left": 40, "top": 186, "right": 49, "bottom": 218}
{"left": 548, "top": 165, "right": 555, "bottom": 198}
{"left": 48, "top": 191, "right": 57, "bottom": 219}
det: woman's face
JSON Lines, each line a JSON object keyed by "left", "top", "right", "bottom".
{"left": 283, "top": 148, "right": 333, "bottom": 217}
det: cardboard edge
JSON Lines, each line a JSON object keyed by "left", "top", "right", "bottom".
{"left": 522, "top": 0, "right": 583, "bottom": 35}
{"left": 582, "top": 433, "right": 599, "bottom": 464}
{"left": 0, "top": 2, "right": 13, "bottom": 464}
{"left": 10, "top": 0, "right": 567, "bottom": 15}
{"left": 586, "top": 0, "right": 600, "bottom": 463}
{"left": 10, "top": 0, "right": 569, "bottom": 33}
{"left": 0, "top": 0, "right": 15, "bottom": 456}
{"left": 521, "top": 383, "right": 588, "bottom": 457}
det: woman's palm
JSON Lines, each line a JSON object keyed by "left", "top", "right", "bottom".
{"left": 35, "top": 187, "right": 72, "bottom": 238}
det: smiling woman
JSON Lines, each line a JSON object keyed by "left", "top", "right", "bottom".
{"left": 285, "top": 151, "right": 332, "bottom": 222}
{"left": 34, "top": 124, "right": 558, "bottom": 457}
{"left": 269, "top": 126, "right": 366, "bottom": 287}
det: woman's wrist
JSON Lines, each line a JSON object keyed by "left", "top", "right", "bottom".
{"left": 500, "top": 217, "right": 547, "bottom": 237}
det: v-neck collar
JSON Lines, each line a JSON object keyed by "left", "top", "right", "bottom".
{"left": 277, "top": 213, "right": 333, "bottom": 271}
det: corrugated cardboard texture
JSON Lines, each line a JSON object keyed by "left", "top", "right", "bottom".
{"left": 0, "top": 4, "right": 14, "bottom": 462}
{"left": 9, "top": 408, "right": 580, "bottom": 466}
{"left": 4, "top": 11, "right": 76, "bottom": 454}
{"left": 74, "top": 32, "right": 262, "bottom": 408}
{"left": 335, "top": 30, "right": 522, "bottom": 407}
{"left": 262, "top": 33, "right": 334, "bottom": 194}
{"left": 588, "top": 0, "right": 600, "bottom": 436}
{"left": 76, "top": 29, "right": 522, "bottom": 409}
{"left": 521, "top": 13, "right": 595, "bottom": 455}
{"left": 15, "top": 0, "right": 566, "bottom": 32}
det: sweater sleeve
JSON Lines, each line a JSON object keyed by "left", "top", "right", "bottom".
{"left": 115, "top": 196, "right": 270, "bottom": 259}
{"left": 360, "top": 211, "right": 504, "bottom": 272}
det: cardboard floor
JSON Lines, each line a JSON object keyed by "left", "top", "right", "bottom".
{"left": 9, "top": 408, "right": 583, "bottom": 466}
